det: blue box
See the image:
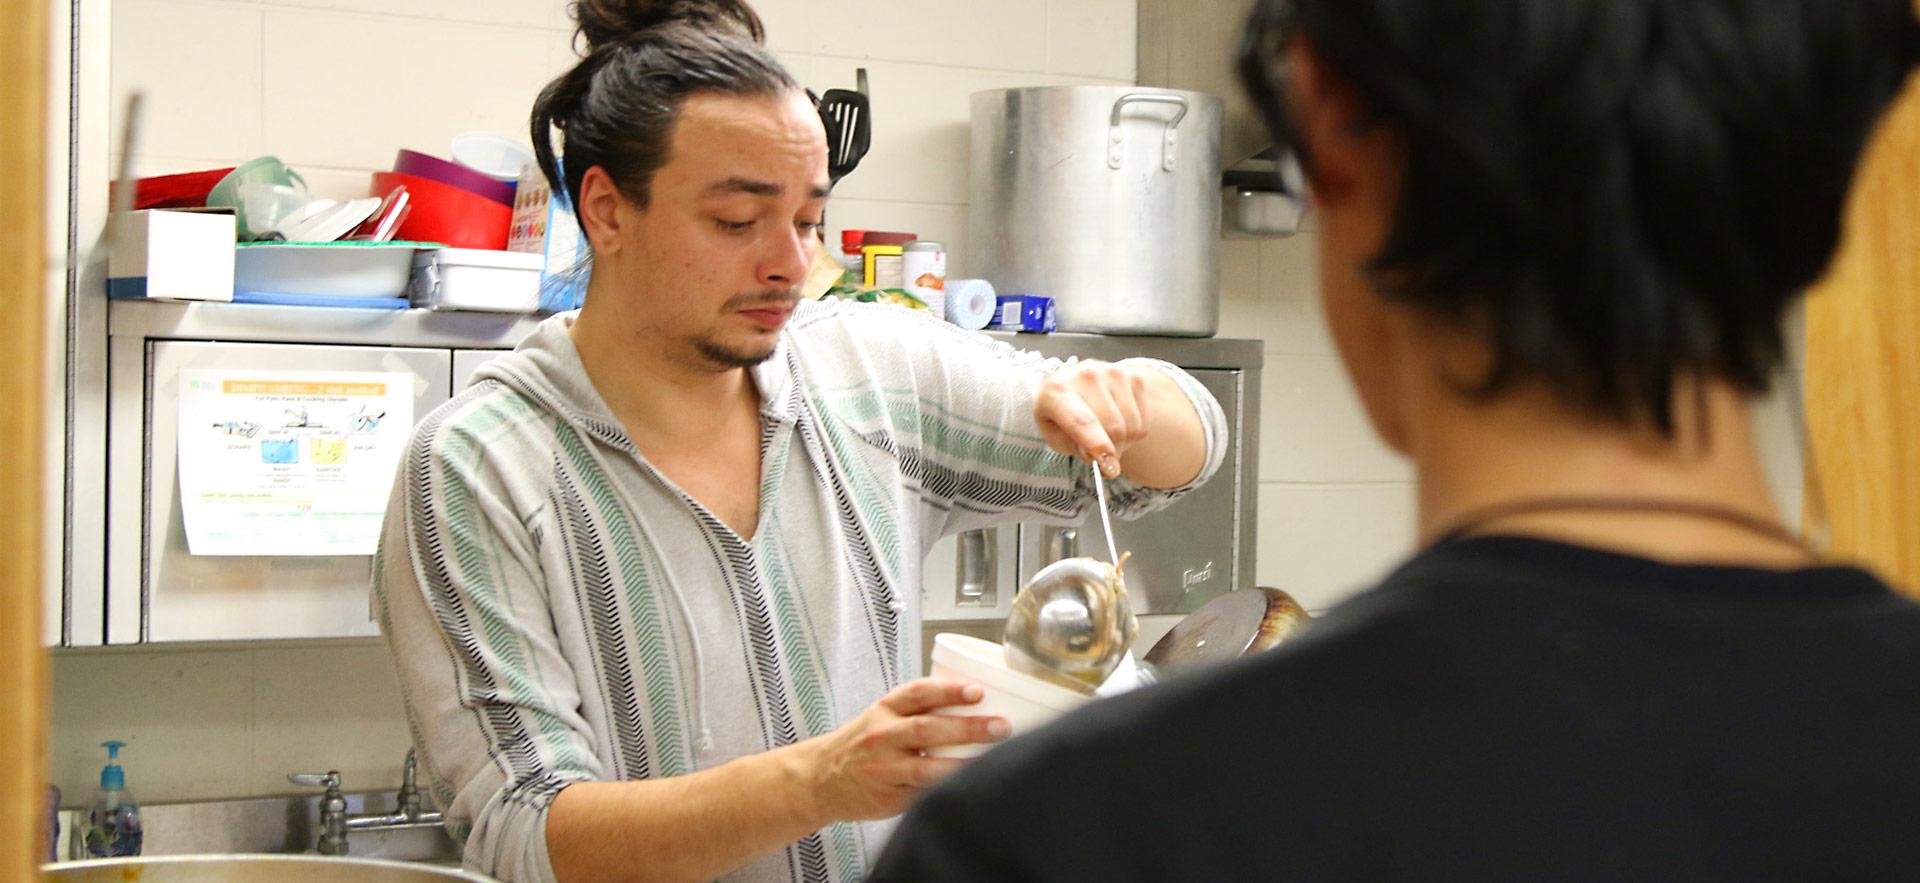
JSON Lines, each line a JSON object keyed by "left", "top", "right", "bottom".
{"left": 988, "top": 294, "right": 1055, "bottom": 333}
{"left": 509, "top": 159, "right": 588, "bottom": 312}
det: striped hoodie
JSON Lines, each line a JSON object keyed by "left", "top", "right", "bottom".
{"left": 373, "top": 298, "right": 1228, "bottom": 883}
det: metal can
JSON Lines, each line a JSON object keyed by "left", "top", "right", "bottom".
{"left": 901, "top": 240, "right": 947, "bottom": 315}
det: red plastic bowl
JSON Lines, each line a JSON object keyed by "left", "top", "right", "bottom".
{"left": 393, "top": 149, "right": 515, "bottom": 206}
{"left": 370, "top": 171, "right": 510, "bottom": 250}
{"left": 115, "top": 167, "right": 236, "bottom": 210}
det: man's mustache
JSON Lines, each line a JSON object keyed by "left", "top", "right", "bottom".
{"left": 723, "top": 290, "right": 801, "bottom": 311}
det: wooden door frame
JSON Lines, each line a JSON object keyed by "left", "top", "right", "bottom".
{"left": 1805, "top": 61, "right": 1920, "bottom": 593}
{"left": 2, "top": 0, "right": 51, "bottom": 874}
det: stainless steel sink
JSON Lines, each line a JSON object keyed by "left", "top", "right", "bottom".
{"left": 54, "top": 790, "right": 464, "bottom": 865}
{"left": 45, "top": 854, "right": 496, "bottom": 881}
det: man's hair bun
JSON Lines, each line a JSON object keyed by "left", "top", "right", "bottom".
{"left": 572, "top": 0, "right": 765, "bottom": 52}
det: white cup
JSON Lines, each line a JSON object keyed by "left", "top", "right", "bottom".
{"left": 926, "top": 633, "right": 1092, "bottom": 758}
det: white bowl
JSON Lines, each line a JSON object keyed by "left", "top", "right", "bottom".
{"left": 927, "top": 633, "right": 1092, "bottom": 758}
{"left": 234, "top": 243, "right": 418, "bottom": 298}
{"left": 451, "top": 132, "right": 535, "bottom": 182}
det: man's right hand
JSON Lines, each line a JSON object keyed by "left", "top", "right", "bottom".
{"left": 792, "top": 678, "right": 1010, "bottom": 823}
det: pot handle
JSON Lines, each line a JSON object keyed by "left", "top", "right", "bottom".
{"left": 1108, "top": 93, "right": 1189, "bottom": 172}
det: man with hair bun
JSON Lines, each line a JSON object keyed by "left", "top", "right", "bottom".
{"left": 373, "top": 1, "right": 1226, "bottom": 881}
{"left": 872, "top": 0, "right": 1920, "bottom": 879}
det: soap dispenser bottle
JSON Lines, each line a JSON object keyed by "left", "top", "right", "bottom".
{"left": 74, "top": 740, "right": 143, "bottom": 858}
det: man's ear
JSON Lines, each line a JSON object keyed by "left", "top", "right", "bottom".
{"left": 576, "top": 165, "right": 629, "bottom": 256}
{"left": 1289, "top": 37, "right": 1398, "bottom": 209}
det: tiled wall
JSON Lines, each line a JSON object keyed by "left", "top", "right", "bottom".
{"left": 108, "top": 0, "right": 1136, "bottom": 261}
{"left": 50, "top": 641, "right": 411, "bottom": 804}
{"left": 1221, "top": 234, "right": 1809, "bottom": 614}
{"left": 1218, "top": 235, "right": 1418, "bottom": 612}
{"left": 67, "top": 0, "right": 1137, "bottom": 805}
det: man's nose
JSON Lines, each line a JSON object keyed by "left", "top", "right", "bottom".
{"left": 760, "top": 226, "right": 812, "bottom": 289}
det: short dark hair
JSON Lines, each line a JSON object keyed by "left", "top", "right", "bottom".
{"left": 530, "top": 0, "right": 798, "bottom": 212}
{"left": 1240, "top": 0, "right": 1920, "bottom": 434}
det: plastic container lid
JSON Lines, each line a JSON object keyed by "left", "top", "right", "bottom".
{"left": 840, "top": 229, "right": 867, "bottom": 253}
{"left": 860, "top": 231, "right": 917, "bottom": 246}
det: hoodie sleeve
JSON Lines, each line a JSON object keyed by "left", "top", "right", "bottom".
{"left": 794, "top": 301, "right": 1228, "bottom": 544}
{"left": 373, "top": 409, "right": 602, "bottom": 883}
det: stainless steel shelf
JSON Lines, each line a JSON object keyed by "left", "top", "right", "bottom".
{"left": 108, "top": 298, "right": 1265, "bottom": 367}
{"left": 108, "top": 299, "right": 544, "bottom": 350}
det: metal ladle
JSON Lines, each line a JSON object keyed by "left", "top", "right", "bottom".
{"left": 1003, "top": 461, "right": 1139, "bottom": 694}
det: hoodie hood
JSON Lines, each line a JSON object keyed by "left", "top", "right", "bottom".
{"left": 471, "top": 310, "right": 802, "bottom": 446}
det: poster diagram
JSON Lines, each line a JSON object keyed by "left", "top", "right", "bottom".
{"left": 177, "top": 369, "right": 414, "bottom": 556}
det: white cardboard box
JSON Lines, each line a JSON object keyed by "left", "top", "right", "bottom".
{"left": 106, "top": 209, "right": 237, "bottom": 302}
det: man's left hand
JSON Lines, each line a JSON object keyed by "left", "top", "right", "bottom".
{"left": 1034, "top": 360, "right": 1155, "bottom": 479}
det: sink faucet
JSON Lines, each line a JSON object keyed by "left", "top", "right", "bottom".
{"left": 285, "top": 771, "right": 349, "bottom": 856}
{"left": 289, "top": 749, "right": 446, "bottom": 856}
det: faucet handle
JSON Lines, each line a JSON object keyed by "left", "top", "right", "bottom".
{"left": 289, "top": 771, "right": 342, "bottom": 792}
{"left": 290, "top": 771, "right": 350, "bottom": 856}
{"left": 397, "top": 750, "right": 423, "bottom": 816}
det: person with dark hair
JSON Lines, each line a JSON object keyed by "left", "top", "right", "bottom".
{"left": 870, "top": 0, "right": 1920, "bottom": 879}
{"left": 372, "top": 1, "right": 1227, "bottom": 881}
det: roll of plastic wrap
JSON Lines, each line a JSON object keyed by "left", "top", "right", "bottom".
{"left": 944, "top": 278, "right": 997, "bottom": 330}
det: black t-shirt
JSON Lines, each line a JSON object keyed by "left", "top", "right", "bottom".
{"left": 871, "top": 536, "right": 1920, "bottom": 881}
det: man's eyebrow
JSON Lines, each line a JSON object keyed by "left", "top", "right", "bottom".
{"left": 702, "top": 177, "right": 831, "bottom": 200}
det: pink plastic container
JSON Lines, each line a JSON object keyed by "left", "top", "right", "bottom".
{"left": 393, "top": 149, "right": 515, "bottom": 206}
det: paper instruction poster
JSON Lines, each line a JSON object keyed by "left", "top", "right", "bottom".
{"left": 177, "top": 369, "right": 413, "bottom": 556}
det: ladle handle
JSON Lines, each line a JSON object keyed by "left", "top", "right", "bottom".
{"left": 1092, "top": 460, "right": 1120, "bottom": 564}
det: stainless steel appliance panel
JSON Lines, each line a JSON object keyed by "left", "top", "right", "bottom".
{"left": 139, "top": 341, "right": 451, "bottom": 642}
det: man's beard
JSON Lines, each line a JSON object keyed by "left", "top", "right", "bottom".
{"left": 694, "top": 337, "right": 779, "bottom": 369}
{"left": 691, "top": 289, "right": 798, "bottom": 369}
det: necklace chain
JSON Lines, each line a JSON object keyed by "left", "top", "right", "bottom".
{"left": 1434, "top": 495, "right": 1817, "bottom": 560}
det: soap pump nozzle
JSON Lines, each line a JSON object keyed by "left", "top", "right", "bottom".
{"left": 99, "top": 740, "right": 126, "bottom": 791}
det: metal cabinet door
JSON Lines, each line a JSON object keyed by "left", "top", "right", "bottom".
{"left": 921, "top": 524, "right": 1021, "bottom": 623}
{"left": 453, "top": 349, "right": 511, "bottom": 393}
{"left": 1018, "top": 367, "right": 1245, "bottom": 615}
{"left": 122, "top": 341, "right": 452, "bottom": 643}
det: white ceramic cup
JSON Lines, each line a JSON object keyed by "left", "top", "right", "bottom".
{"left": 925, "top": 633, "right": 1092, "bottom": 758}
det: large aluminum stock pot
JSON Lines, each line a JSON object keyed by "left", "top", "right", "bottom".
{"left": 969, "top": 86, "right": 1223, "bottom": 337}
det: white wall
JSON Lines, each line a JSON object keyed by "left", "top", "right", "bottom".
{"left": 107, "top": 0, "right": 1138, "bottom": 250}
{"left": 1222, "top": 234, "right": 1809, "bottom": 614}
{"left": 60, "top": 0, "right": 1138, "bottom": 805}
{"left": 1218, "top": 235, "right": 1418, "bottom": 612}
